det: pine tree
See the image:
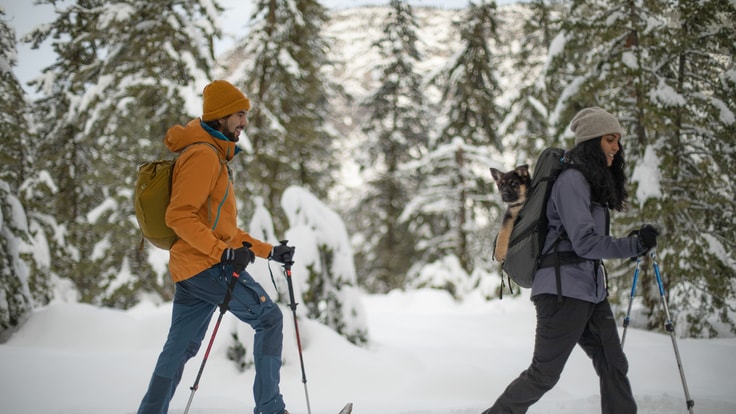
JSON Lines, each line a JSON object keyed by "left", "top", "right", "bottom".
{"left": 227, "top": 0, "right": 338, "bottom": 234}
{"left": 0, "top": 13, "right": 48, "bottom": 340}
{"left": 350, "top": 0, "right": 430, "bottom": 292}
{"left": 281, "top": 187, "right": 368, "bottom": 345}
{"left": 0, "top": 181, "right": 33, "bottom": 341}
{"left": 546, "top": 0, "right": 736, "bottom": 336}
{"left": 502, "top": 0, "right": 565, "bottom": 162}
{"left": 0, "top": 13, "right": 31, "bottom": 202}
{"left": 22, "top": 0, "right": 219, "bottom": 307}
{"left": 402, "top": 1, "right": 503, "bottom": 295}
{"left": 636, "top": 0, "right": 736, "bottom": 336}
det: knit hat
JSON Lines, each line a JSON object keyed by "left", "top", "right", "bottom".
{"left": 570, "top": 107, "right": 623, "bottom": 146}
{"left": 202, "top": 80, "right": 251, "bottom": 121}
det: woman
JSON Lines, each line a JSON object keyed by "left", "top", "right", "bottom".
{"left": 483, "top": 107, "right": 658, "bottom": 414}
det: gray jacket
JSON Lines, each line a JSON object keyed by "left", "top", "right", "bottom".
{"left": 531, "top": 168, "right": 640, "bottom": 303}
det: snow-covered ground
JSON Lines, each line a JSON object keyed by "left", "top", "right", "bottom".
{"left": 1, "top": 289, "right": 734, "bottom": 414}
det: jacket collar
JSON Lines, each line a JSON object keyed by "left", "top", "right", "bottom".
{"left": 200, "top": 120, "right": 241, "bottom": 156}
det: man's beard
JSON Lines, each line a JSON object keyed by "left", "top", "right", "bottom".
{"left": 222, "top": 127, "right": 239, "bottom": 142}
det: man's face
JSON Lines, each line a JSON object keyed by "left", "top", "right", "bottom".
{"left": 220, "top": 110, "right": 249, "bottom": 142}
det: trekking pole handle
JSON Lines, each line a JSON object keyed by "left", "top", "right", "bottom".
{"left": 218, "top": 271, "right": 240, "bottom": 313}
{"left": 279, "top": 239, "right": 294, "bottom": 275}
{"left": 279, "top": 240, "right": 299, "bottom": 312}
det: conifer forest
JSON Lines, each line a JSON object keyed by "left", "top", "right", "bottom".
{"left": 1, "top": 0, "right": 735, "bottom": 342}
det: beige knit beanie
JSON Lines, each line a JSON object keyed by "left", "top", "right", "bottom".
{"left": 202, "top": 80, "right": 251, "bottom": 122}
{"left": 570, "top": 107, "right": 623, "bottom": 146}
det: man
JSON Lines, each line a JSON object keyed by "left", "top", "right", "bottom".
{"left": 137, "top": 80, "right": 295, "bottom": 414}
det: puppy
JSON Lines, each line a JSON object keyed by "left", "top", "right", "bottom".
{"left": 490, "top": 165, "right": 531, "bottom": 262}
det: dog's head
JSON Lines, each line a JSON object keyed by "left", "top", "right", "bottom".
{"left": 490, "top": 165, "right": 531, "bottom": 204}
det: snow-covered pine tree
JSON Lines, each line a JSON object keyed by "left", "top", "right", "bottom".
{"left": 225, "top": 188, "right": 367, "bottom": 367}
{"left": 0, "top": 17, "right": 31, "bottom": 191}
{"left": 22, "top": 0, "right": 219, "bottom": 307}
{"left": 0, "top": 181, "right": 33, "bottom": 342}
{"left": 546, "top": 0, "right": 736, "bottom": 336}
{"left": 631, "top": 0, "right": 736, "bottom": 337}
{"left": 401, "top": 0, "right": 503, "bottom": 297}
{"left": 225, "top": 0, "right": 338, "bottom": 235}
{"left": 282, "top": 186, "right": 368, "bottom": 345}
{"left": 500, "top": 0, "right": 565, "bottom": 162}
{"left": 0, "top": 13, "right": 43, "bottom": 340}
{"left": 350, "top": 0, "right": 430, "bottom": 293}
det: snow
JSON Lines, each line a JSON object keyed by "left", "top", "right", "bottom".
{"left": 3, "top": 2, "right": 735, "bottom": 413}
{"left": 650, "top": 78, "right": 686, "bottom": 108}
{"left": 622, "top": 50, "right": 638, "bottom": 70}
{"left": 1, "top": 288, "right": 735, "bottom": 414}
{"left": 631, "top": 145, "right": 662, "bottom": 207}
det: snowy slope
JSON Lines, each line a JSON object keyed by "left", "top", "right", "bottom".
{"left": 1, "top": 289, "right": 734, "bottom": 414}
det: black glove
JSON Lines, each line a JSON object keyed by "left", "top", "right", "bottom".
{"left": 222, "top": 242, "right": 255, "bottom": 274}
{"left": 629, "top": 224, "right": 659, "bottom": 256}
{"left": 270, "top": 242, "right": 295, "bottom": 264}
{"left": 638, "top": 224, "right": 658, "bottom": 249}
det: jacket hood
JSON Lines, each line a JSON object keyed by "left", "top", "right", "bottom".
{"left": 164, "top": 118, "right": 238, "bottom": 161}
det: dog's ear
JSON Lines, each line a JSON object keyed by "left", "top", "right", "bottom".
{"left": 490, "top": 168, "right": 503, "bottom": 184}
{"left": 515, "top": 164, "right": 530, "bottom": 178}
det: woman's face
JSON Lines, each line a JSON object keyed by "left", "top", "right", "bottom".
{"left": 600, "top": 134, "right": 621, "bottom": 167}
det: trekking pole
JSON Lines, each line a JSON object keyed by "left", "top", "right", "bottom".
{"left": 183, "top": 271, "right": 240, "bottom": 414}
{"left": 650, "top": 250, "right": 695, "bottom": 413}
{"left": 621, "top": 256, "right": 641, "bottom": 348}
{"left": 280, "top": 240, "right": 312, "bottom": 414}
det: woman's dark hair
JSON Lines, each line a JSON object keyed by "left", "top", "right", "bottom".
{"left": 567, "top": 138, "right": 628, "bottom": 211}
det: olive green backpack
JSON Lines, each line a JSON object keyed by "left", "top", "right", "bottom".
{"left": 134, "top": 142, "right": 220, "bottom": 250}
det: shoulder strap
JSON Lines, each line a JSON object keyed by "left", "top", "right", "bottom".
{"left": 180, "top": 142, "right": 225, "bottom": 161}
{"left": 178, "top": 141, "right": 227, "bottom": 175}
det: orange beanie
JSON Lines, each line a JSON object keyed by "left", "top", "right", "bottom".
{"left": 201, "top": 80, "right": 251, "bottom": 121}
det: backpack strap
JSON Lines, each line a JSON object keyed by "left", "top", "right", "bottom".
{"left": 180, "top": 142, "right": 225, "bottom": 164}
{"left": 499, "top": 270, "right": 514, "bottom": 299}
{"left": 538, "top": 233, "right": 589, "bottom": 302}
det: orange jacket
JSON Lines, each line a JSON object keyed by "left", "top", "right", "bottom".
{"left": 164, "top": 118, "right": 273, "bottom": 282}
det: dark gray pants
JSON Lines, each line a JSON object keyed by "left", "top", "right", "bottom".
{"left": 483, "top": 295, "right": 637, "bottom": 414}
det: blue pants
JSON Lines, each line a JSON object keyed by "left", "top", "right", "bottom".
{"left": 138, "top": 265, "right": 285, "bottom": 414}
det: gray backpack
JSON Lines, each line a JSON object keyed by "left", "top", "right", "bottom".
{"left": 501, "top": 147, "right": 584, "bottom": 291}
